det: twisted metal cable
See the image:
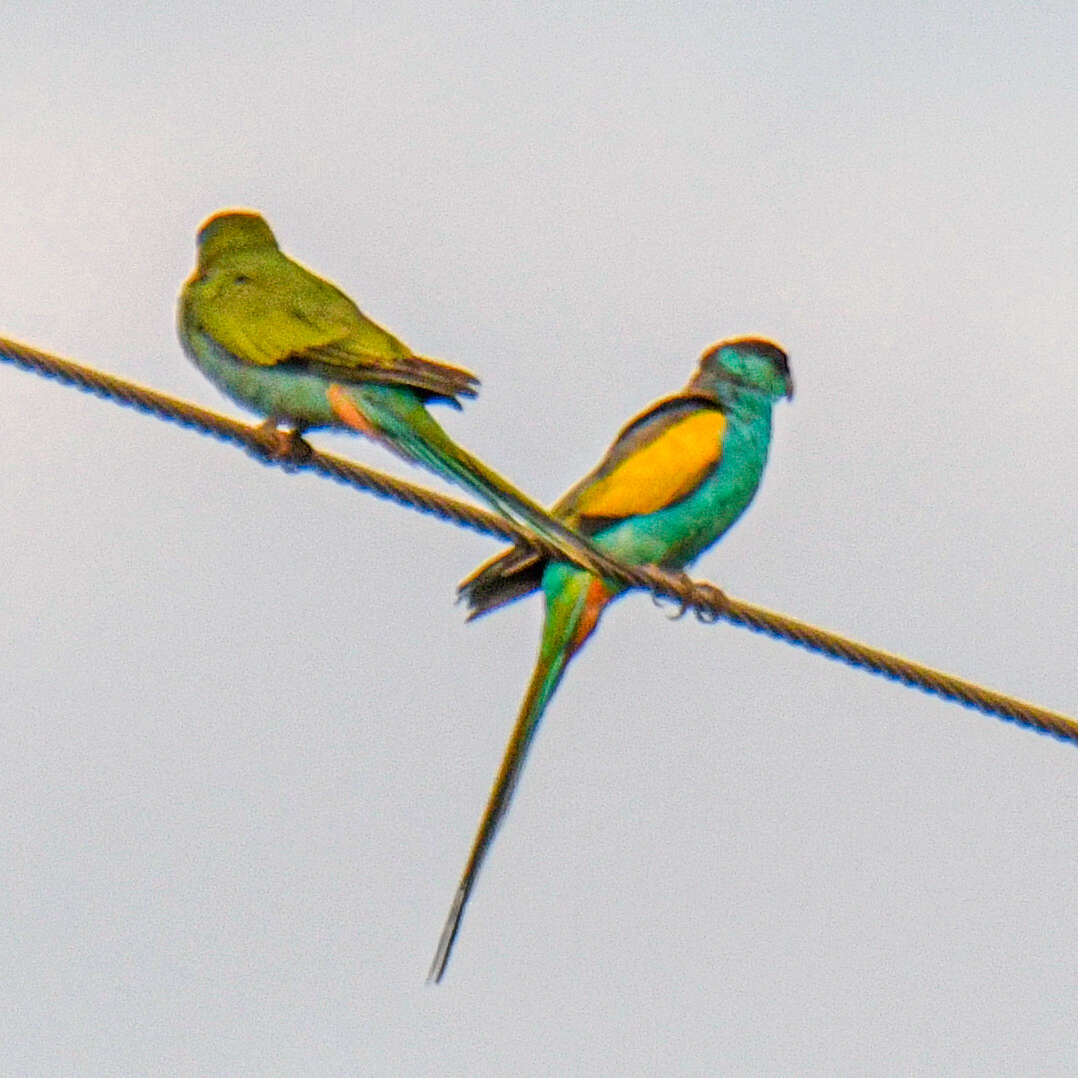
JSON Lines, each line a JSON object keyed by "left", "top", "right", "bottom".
{"left": 2, "top": 333, "right": 1074, "bottom": 744}
{"left": 0, "top": 337, "right": 668, "bottom": 586}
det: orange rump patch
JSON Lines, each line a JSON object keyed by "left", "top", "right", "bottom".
{"left": 570, "top": 577, "right": 612, "bottom": 652}
{"left": 327, "top": 383, "right": 377, "bottom": 436}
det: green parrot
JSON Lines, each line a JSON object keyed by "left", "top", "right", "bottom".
{"left": 428, "top": 337, "right": 793, "bottom": 982}
{"left": 178, "top": 210, "right": 613, "bottom": 572}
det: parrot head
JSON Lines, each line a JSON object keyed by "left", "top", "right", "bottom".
{"left": 690, "top": 336, "right": 793, "bottom": 401}
{"left": 195, "top": 210, "right": 279, "bottom": 267}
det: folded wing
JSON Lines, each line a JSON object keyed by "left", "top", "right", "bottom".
{"left": 461, "top": 392, "right": 726, "bottom": 617}
{"left": 188, "top": 260, "right": 479, "bottom": 404}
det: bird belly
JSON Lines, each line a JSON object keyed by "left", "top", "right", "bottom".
{"left": 183, "top": 330, "right": 340, "bottom": 428}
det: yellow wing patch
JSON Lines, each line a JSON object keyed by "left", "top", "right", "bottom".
{"left": 572, "top": 409, "right": 726, "bottom": 521}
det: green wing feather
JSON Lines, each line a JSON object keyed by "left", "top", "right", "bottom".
{"left": 186, "top": 250, "right": 479, "bottom": 402}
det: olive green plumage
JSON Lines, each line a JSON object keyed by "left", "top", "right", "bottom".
{"left": 178, "top": 209, "right": 611, "bottom": 569}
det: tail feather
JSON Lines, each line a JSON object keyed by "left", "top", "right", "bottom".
{"left": 459, "top": 545, "right": 547, "bottom": 620}
{"left": 355, "top": 389, "right": 617, "bottom": 577}
{"left": 427, "top": 644, "right": 569, "bottom": 983}
{"left": 428, "top": 572, "right": 611, "bottom": 983}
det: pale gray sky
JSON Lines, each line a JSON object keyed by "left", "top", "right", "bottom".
{"left": 2, "top": 3, "right": 1076, "bottom": 1075}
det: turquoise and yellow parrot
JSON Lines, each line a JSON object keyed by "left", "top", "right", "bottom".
{"left": 428, "top": 337, "right": 793, "bottom": 981}
{"left": 178, "top": 210, "right": 613, "bottom": 572}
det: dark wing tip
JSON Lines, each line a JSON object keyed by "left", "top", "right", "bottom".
{"left": 458, "top": 548, "right": 546, "bottom": 620}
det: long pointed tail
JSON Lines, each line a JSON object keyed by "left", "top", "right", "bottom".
{"left": 340, "top": 386, "right": 613, "bottom": 576}
{"left": 427, "top": 571, "right": 610, "bottom": 983}
{"left": 426, "top": 650, "right": 567, "bottom": 983}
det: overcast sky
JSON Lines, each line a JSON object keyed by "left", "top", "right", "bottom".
{"left": 2, "top": 3, "right": 1076, "bottom": 1075}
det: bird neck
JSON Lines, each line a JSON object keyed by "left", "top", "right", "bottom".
{"left": 708, "top": 378, "right": 774, "bottom": 426}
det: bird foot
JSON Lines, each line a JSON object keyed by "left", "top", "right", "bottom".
{"left": 644, "top": 566, "right": 727, "bottom": 623}
{"left": 253, "top": 422, "right": 313, "bottom": 467}
{"left": 689, "top": 581, "right": 728, "bottom": 624}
